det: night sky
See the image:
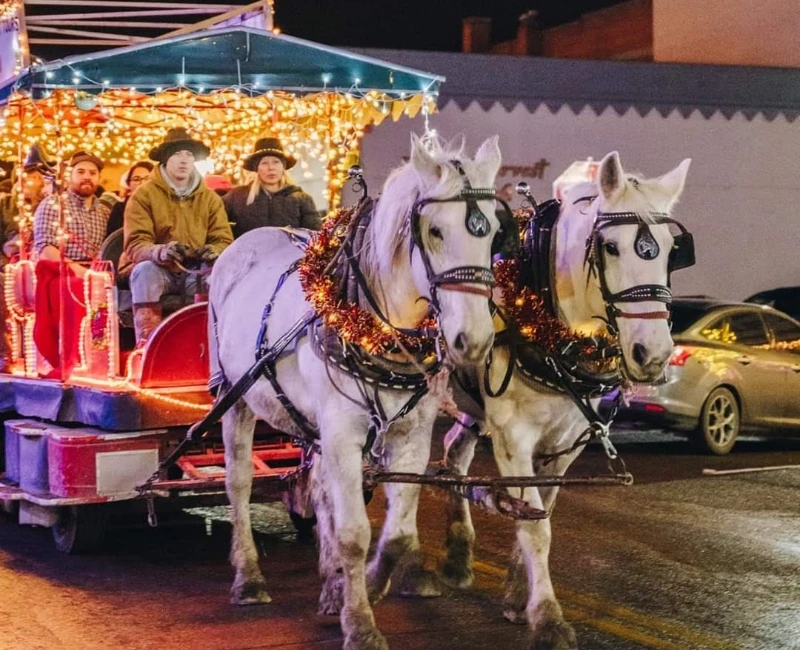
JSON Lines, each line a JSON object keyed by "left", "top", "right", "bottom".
{"left": 29, "top": 0, "right": 629, "bottom": 60}
{"left": 273, "top": 0, "right": 629, "bottom": 51}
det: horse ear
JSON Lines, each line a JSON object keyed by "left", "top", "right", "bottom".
{"left": 409, "top": 133, "right": 440, "bottom": 179}
{"left": 474, "top": 135, "right": 502, "bottom": 180}
{"left": 598, "top": 151, "right": 625, "bottom": 203}
{"left": 658, "top": 158, "right": 691, "bottom": 208}
{"left": 447, "top": 133, "right": 466, "bottom": 157}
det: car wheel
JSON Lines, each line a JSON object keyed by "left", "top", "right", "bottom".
{"left": 697, "top": 387, "right": 740, "bottom": 455}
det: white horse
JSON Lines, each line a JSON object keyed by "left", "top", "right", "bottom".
{"left": 209, "top": 135, "right": 504, "bottom": 650}
{"left": 439, "top": 151, "right": 692, "bottom": 650}
{"left": 363, "top": 151, "right": 691, "bottom": 650}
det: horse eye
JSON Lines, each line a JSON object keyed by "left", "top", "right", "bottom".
{"left": 603, "top": 242, "right": 620, "bottom": 257}
{"left": 429, "top": 226, "right": 443, "bottom": 240}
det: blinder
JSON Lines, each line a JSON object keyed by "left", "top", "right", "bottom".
{"left": 584, "top": 208, "right": 696, "bottom": 332}
{"left": 409, "top": 160, "right": 518, "bottom": 308}
{"left": 669, "top": 230, "right": 695, "bottom": 272}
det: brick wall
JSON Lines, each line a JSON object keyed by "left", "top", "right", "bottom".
{"left": 474, "top": 0, "right": 653, "bottom": 61}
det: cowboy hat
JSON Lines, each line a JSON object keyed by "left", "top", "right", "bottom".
{"left": 243, "top": 137, "right": 296, "bottom": 171}
{"left": 149, "top": 127, "right": 210, "bottom": 164}
{"left": 23, "top": 143, "right": 56, "bottom": 175}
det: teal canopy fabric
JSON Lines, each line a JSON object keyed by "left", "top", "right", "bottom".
{"left": 0, "top": 27, "right": 443, "bottom": 102}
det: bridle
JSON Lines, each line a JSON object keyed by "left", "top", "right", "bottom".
{"left": 580, "top": 199, "right": 695, "bottom": 336}
{"left": 335, "top": 165, "right": 514, "bottom": 360}
{"left": 410, "top": 160, "right": 511, "bottom": 312}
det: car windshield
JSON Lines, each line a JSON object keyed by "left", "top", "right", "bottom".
{"left": 671, "top": 303, "right": 715, "bottom": 334}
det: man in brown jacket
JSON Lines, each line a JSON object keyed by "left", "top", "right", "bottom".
{"left": 124, "top": 128, "right": 232, "bottom": 345}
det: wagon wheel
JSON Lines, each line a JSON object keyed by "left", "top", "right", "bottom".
{"left": 52, "top": 505, "right": 108, "bottom": 554}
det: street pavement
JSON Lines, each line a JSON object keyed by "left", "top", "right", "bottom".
{"left": 0, "top": 429, "right": 798, "bottom": 650}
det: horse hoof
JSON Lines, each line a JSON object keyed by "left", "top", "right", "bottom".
{"left": 318, "top": 577, "right": 344, "bottom": 616}
{"left": 503, "top": 607, "right": 528, "bottom": 625}
{"left": 439, "top": 560, "right": 474, "bottom": 590}
{"left": 344, "top": 628, "right": 389, "bottom": 650}
{"left": 230, "top": 580, "right": 272, "bottom": 606}
{"left": 367, "top": 577, "right": 391, "bottom": 605}
{"left": 529, "top": 618, "right": 577, "bottom": 650}
{"left": 399, "top": 568, "right": 441, "bottom": 598}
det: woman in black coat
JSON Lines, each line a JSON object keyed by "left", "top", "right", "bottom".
{"left": 223, "top": 137, "right": 320, "bottom": 238}
{"left": 106, "top": 161, "right": 153, "bottom": 237}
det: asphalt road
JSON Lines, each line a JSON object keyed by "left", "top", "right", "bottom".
{"left": 0, "top": 429, "right": 798, "bottom": 650}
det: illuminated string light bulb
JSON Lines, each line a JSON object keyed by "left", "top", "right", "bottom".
{"left": 0, "top": 85, "right": 433, "bottom": 213}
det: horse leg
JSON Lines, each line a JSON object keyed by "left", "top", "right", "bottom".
{"left": 439, "top": 417, "right": 478, "bottom": 589}
{"left": 492, "top": 428, "right": 577, "bottom": 650}
{"left": 366, "top": 415, "right": 440, "bottom": 601}
{"left": 313, "top": 460, "right": 344, "bottom": 616}
{"left": 223, "top": 400, "right": 271, "bottom": 605}
{"left": 502, "top": 452, "right": 579, "bottom": 626}
{"left": 321, "top": 422, "right": 387, "bottom": 650}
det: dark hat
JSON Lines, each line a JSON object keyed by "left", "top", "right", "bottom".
{"left": 243, "top": 137, "right": 296, "bottom": 172}
{"left": 23, "top": 143, "right": 56, "bottom": 175}
{"left": 149, "top": 127, "right": 210, "bottom": 164}
{"left": 69, "top": 150, "right": 104, "bottom": 172}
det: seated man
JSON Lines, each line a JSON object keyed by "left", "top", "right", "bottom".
{"left": 123, "top": 127, "right": 233, "bottom": 346}
{"left": 32, "top": 150, "right": 111, "bottom": 376}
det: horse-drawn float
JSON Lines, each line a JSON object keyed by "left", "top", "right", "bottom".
{"left": 0, "top": 26, "right": 441, "bottom": 552}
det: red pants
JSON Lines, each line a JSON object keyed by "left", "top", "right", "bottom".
{"left": 33, "top": 260, "right": 86, "bottom": 379}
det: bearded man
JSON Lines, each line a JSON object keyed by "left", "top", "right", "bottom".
{"left": 32, "top": 151, "right": 111, "bottom": 377}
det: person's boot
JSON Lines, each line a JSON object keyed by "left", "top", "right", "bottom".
{"left": 133, "top": 302, "right": 163, "bottom": 347}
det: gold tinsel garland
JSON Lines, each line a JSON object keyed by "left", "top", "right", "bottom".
{"left": 494, "top": 258, "right": 613, "bottom": 356}
{"left": 299, "top": 207, "right": 436, "bottom": 356}
{"left": 299, "top": 205, "right": 611, "bottom": 360}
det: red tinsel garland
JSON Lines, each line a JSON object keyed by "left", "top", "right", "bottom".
{"left": 299, "top": 206, "right": 610, "bottom": 359}
{"left": 494, "top": 258, "right": 613, "bottom": 355}
{"left": 298, "top": 207, "right": 436, "bottom": 356}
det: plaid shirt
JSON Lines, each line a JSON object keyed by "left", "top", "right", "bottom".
{"left": 33, "top": 190, "right": 110, "bottom": 262}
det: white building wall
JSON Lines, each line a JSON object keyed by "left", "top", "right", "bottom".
{"left": 361, "top": 101, "right": 800, "bottom": 301}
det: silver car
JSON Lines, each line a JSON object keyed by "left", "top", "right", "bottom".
{"left": 612, "top": 298, "right": 800, "bottom": 454}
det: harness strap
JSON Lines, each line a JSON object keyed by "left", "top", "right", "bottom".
{"left": 615, "top": 310, "right": 670, "bottom": 320}
{"left": 342, "top": 226, "right": 426, "bottom": 339}
{"left": 138, "top": 310, "right": 317, "bottom": 494}
{"left": 484, "top": 309, "right": 518, "bottom": 398}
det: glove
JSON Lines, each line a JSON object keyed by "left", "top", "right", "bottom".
{"left": 154, "top": 241, "right": 189, "bottom": 265}
{"left": 195, "top": 245, "right": 219, "bottom": 263}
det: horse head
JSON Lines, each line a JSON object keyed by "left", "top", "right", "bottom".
{"left": 557, "top": 151, "right": 692, "bottom": 382}
{"left": 366, "top": 134, "right": 504, "bottom": 366}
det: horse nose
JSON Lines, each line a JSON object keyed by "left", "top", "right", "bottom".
{"left": 453, "top": 331, "right": 492, "bottom": 362}
{"left": 632, "top": 343, "right": 648, "bottom": 367}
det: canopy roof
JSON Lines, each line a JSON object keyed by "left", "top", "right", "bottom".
{"left": 1, "top": 27, "right": 443, "bottom": 102}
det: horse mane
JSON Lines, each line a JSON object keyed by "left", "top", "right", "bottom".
{"left": 362, "top": 136, "right": 471, "bottom": 280}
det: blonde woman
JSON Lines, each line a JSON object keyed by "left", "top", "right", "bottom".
{"left": 223, "top": 137, "right": 320, "bottom": 238}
